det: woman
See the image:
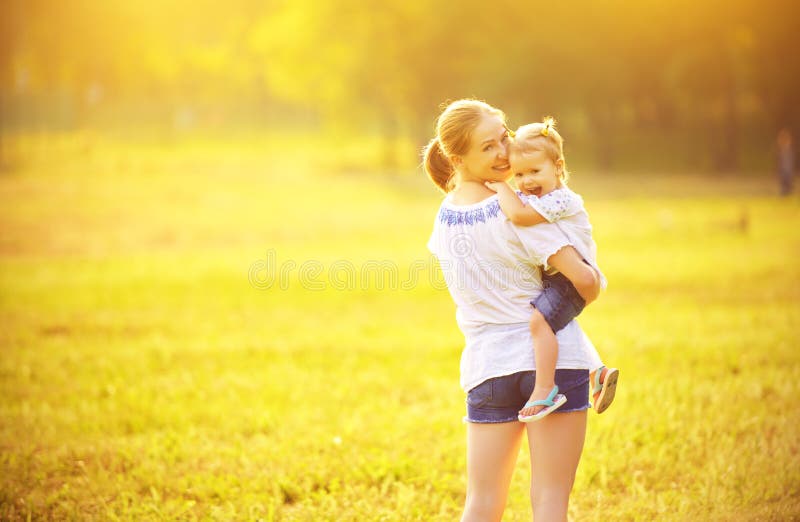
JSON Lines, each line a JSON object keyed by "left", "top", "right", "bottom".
{"left": 424, "top": 99, "right": 602, "bottom": 522}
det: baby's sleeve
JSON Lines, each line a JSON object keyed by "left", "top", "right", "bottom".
{"left": 511, "top": 221, "right": 573, "bottom": 271}
{"left": 525, "top": 189, "right": 584, "bottom": 223}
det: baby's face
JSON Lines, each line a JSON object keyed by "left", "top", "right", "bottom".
{"left": 510, "top": 150, "right": 562, "bottom": 197}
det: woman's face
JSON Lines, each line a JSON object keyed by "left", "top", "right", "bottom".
{"left": 455, "top": 114, "right": 511, "bottom": 182}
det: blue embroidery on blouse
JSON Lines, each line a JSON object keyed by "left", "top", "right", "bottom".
{"left": 439, "top": 200, "right": 502, "bottom": 226}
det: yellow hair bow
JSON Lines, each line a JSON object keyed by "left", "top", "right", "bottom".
{"left": 541, "top": 117, "right": 554, "bottom": 137}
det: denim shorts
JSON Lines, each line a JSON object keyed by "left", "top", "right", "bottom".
{"left": 465, "top": 369, "right": 590, "bottom": 423}
{"left": 531, "top": 271, "right": 586, "bottom": 333}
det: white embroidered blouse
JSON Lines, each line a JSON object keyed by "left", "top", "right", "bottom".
{"left": 428, "top": 193, "right": 602, "bottom": 392}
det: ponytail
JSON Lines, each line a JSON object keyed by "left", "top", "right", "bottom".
{"left": 423, "top": 138, "right": 455, "bottom": 193}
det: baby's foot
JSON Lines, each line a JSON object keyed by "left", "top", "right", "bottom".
{"left": 519, "top": 386, "right": 552, "bottom": 418}
{"left": 518, "top": 385, "right": 566, "bottom": 422}
{"left": 590, "top": 366, "right": 619, "bottom": 414}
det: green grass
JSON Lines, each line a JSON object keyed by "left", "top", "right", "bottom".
{"left": 1, "top": 135, "right": 799, "bottom": 521}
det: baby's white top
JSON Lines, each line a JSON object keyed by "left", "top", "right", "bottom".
{"left": 427, "top": 193, "right": 602, "bottom": 392}
{"left": 523, "top": 187, "right": 607, "bottom": 288}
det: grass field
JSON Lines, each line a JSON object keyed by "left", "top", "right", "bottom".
{"left": 1, "top": 135, "right": 799, "bottom": 521}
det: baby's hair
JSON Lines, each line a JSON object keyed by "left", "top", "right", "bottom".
{"left": 423, "top": 99, "right": 507, "bottom": 193}
{"left": 511, "top": 116, "right": 570, "bottom": 183}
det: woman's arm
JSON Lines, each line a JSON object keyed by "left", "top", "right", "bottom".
{"left": 547, "top": 246, "right": 601, "bottom": 304}
{"left": 485, "top": 181, "right": 548, "bottom": 226}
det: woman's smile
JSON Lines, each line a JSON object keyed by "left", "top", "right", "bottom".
{"left": 493, "top": 162, "right": 510, "bottom": 173}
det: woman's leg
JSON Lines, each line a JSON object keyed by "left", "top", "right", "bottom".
{"left": 462, "top": 421, "right": 525, "bottom": 522}
{"left": 526, "top": 410, "right": 587, "bottom": 522}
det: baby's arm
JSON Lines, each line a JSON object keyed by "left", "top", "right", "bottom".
{"left": 548, "top": 247, "right": 601, "bottom": 304}
{"left": 484, "top": 181, "right": 548, "bottom": 226}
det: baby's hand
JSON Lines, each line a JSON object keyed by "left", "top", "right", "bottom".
{"left": 484, "top": 181, "right": 507, "bottom": 192}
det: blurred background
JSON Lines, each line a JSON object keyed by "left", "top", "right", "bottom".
{"left": 1, "top": 0, "right": 798, "bottom": 175}
{"left": 2, "top": 1, "right": 799, "bottom": 520}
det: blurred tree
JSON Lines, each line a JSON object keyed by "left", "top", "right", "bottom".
{"left": 0, "top": 0, "right": 797, "bottom": 172}
{"left": 749, "top": 0, "right": 800, "bottom": 138}
{"left": 248, "top": 0, "right": 479, "bottom": 165}
{"left": 0, "top": 0, "right": 22, "bottom": 168}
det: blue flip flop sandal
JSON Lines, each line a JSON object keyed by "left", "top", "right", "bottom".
{"left": 591, "top": 366, "right": 619, "bottom": 414}
{"left": 518, "top": 385, "right": 567, "bottom": 423}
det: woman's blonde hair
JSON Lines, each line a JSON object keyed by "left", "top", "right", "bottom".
{"left": 511, "top": 116, "right": 570, "bottom": 183}
{"left": 423, "top": 99, "right": 506, "bottom": 193}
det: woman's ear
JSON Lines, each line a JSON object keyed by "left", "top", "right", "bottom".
{"left": 450, "top": 155, "right": 463, "bottom": 167}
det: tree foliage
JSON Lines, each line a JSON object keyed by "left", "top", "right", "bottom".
{"left": 1, "top": 0, "right": 797, "bottom": 169}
